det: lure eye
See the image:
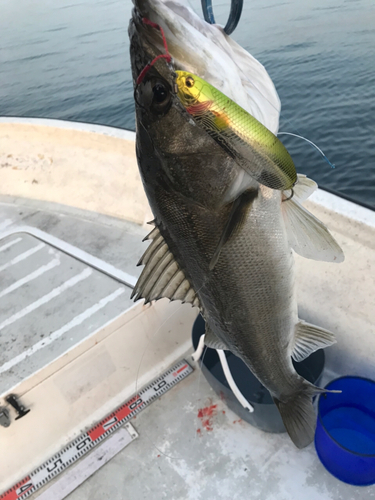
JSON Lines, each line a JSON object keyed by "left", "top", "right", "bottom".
{"left": 152, "top": 83, "right": 169, "bottom": 103}
{"left": 185, "top": 76, "right": 194, "bottom": 88}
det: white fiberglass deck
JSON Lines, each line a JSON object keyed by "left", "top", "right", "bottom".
{"left": 0, "top": 230, "right": 137, "bottom": 395}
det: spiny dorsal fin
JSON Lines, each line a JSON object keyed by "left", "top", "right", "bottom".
{"left": 292, "top": 320, "right": 336, "bottom": 362}
{"left": 131, "top": 226, "right": 200, "bottom": 308}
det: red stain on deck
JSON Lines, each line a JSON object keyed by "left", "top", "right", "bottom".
{"left": 233, "top": 419, "right": 242, "bottom": 424}
{"left": 197, "top": 404, "right": 217, "bottom": 431}
{"left": 196, "top": 428, "right": 202, "bottom": 436}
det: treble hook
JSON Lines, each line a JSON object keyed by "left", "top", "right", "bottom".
{"left": 201, "top": 0, "right": 244, "bottom": 35}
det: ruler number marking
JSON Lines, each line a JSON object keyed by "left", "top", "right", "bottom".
{"left": 102, "top": 416, "right": 118, "bottom": 430}
{"left": 46, "top": 458, "right": 63, "bottom": 473}
{"left": 16, "top": 483, "right": 33, "bottom": 495}
{"left": 76, "top": 437, "right": 92, "bottom": 451}
{"left": 128, "top": 398, "right": 142, "bottom": 410}
{"left": 153, "top": 380, "right": 167, "bottom": 391}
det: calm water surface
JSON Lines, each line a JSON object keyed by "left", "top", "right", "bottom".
{"left": 1, "top": 0, "right": 374, "bottom": 207}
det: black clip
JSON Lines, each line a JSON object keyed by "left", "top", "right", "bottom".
{"left": 201, "top": 0, "right": 244, "bottom": 35}
{"left": 6, "top": 395, "right": 30, "bottom": 420}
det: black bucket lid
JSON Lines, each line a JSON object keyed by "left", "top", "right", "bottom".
{"left": 192, "top": 314, "right": 325, "bottom": 433}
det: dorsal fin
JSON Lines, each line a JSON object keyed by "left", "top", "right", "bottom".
{"left": 131, "top": 226, "right": 201, "bottom": 308}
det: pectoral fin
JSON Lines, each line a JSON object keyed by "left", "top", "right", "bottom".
{"left": 292, "top": 320, "right": 336, "bottom": 362}
{"left": 282, "top": 197, "right": 344, "bottom": 263}
{"left": 132, "top": 224, "right": 200, "bottom": 308}
{"left": 210, "top": 188, "right": 258, "bottom": 270}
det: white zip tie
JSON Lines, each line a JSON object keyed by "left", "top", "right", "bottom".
{"left": 191, "top": 333, "right": 206, "bottom": 362}
{"left": 217, "top": 349, "right": 254, "bottom": 412}
{"left": 192, "top": 334, "right": 254, "bottom": 412}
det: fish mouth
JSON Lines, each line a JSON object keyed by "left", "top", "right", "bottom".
{"left": 129, "top": 8, "right": 176, "bottom": 88}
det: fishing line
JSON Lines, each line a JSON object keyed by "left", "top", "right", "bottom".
{"left": 237, "top": 68, "right": 337, "bottom": 170}
{"left": 194, "top": 340, "right": 210, "bottom": 444}
{"left": 134, "top": 301, "right": 189, "bottom": 460}
{"left": 277, "top": 132, "right": 335, "bottom": 168}
{"left": 133, "top": 270, "right": 211, "bottom": 459}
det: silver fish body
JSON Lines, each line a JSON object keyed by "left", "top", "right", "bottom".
{"left": 129, "top": 5, "right": 343, "bottom": 448}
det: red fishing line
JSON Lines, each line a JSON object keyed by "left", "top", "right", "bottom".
{"left": 136, "top": 18, "right": 172, "bottom": 85}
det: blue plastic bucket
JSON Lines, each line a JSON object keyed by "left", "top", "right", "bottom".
{"left": 315, "top": 376, "right": 375, "bottom": 486}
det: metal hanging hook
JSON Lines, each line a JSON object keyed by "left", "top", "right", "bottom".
{"left": 201, "top": 0, "right": 244, "bottom": 35}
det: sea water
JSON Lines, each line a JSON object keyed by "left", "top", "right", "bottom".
{"left": 1, "top": 0, "right": 374, "bottom": 208}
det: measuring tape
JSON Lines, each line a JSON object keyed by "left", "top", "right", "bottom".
{"left": 1, "top": 359, "right": 193, "bottom": 500}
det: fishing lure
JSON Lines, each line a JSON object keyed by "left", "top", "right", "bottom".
{"left": 175, "top": 70, "right": 297, "bottom": 191}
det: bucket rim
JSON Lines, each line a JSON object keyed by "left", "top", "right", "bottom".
{"left": 317, "top": 375, "right": 375, "bottom": 458}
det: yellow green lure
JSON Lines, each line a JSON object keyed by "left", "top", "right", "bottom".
{"left": 175, "top": 71, "right": 297, "bottom": 191}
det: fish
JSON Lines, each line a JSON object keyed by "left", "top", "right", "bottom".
{"left": 129, "top": 1, "right": 344, "bottom": 448}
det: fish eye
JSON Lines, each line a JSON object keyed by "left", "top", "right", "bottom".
{"left": 185, "top": 76, "right": 194, "bottom": 88}
{"left": 134, "top": 77, "right": 172, "bottom": 117}
{"left": 152, "top": 83, "right": 169, "bottom": 103}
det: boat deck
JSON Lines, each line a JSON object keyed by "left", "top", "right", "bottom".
{"left": 65, "top": 367, "right": 372, "bottom": 500}
{"left": 0, "top": 197, "right": 147, "bottom": 395}
{"left": 1, "top": 195, "right": 373, "bottom": 500}
{"left": 0, "top": 119, "right": 374, "bottom": 499}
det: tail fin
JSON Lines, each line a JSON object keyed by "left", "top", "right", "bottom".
{"left": 273, "top": 382, "right": 329, "bottom": 449}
